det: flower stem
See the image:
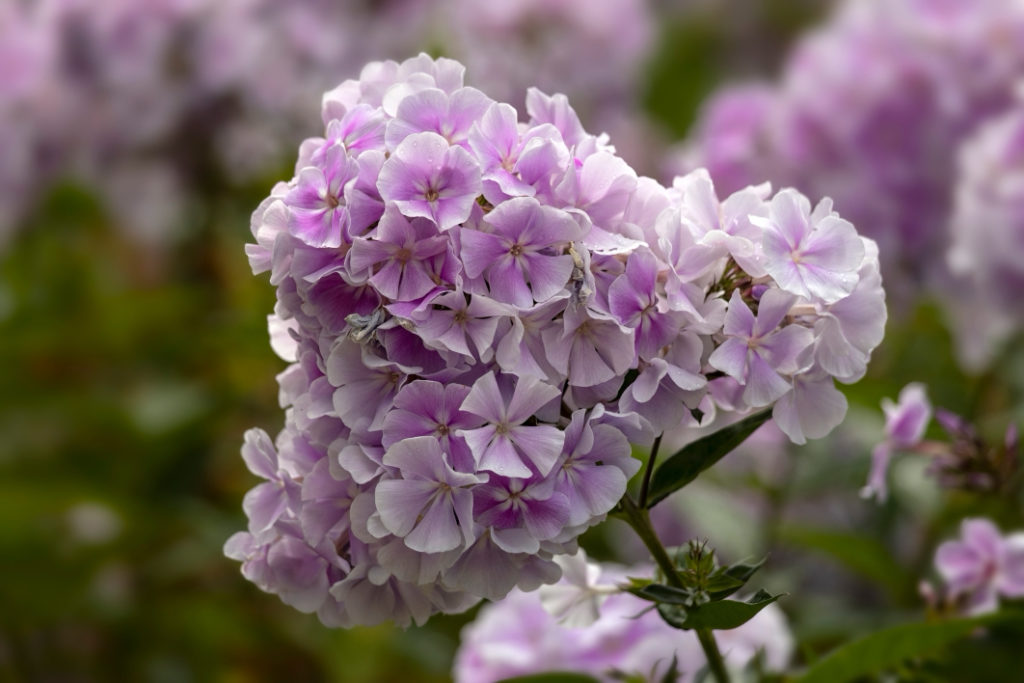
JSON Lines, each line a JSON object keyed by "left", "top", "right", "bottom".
{"left": 618, "top": 494, "right": 681, "bottom": 587}
{"left": 638, "top": 434, "right": 663, "bottom": 509}
{"left": 618, "top": 495, "right": 732, "bottom": 683}
{"left": 696, "top": 627, "right": 732, "bottom": 683}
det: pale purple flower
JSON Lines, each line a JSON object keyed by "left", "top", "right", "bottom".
{"left": 403, "top": 290, "right": 509, "bottom": 363}
{"left": 459, "top": 372, "right": 564, "bottom": 478}
{"left": 620, "top": 334, "right": 708, "bottom": 434}
{"left": 544, "top": 304, "right": 636, "bottom": 388}
{"left": 375, "top": 436, "right": 485, "bottom": 553}
{"left": 709, "top": 289, "right": 814, "bottom": 408}
{"left": 757, "top": 190, "right": 865, "bottom": 304}
{"left": 240, "top": 428, "right": 302, "bottom": 534}
{"left": 347, "top": 205, "right": 454, "bottom": 302}
{"left": 553, "top": 410, "right": 638, "bottom": 527}
{"left": 377, "top": 131, "right": 482, "bottom": 231}
{"left": 935, "top": 518, "right": 1024, "bottom": 614}
{"left": 325, "top": 341, "right": 411, "bottom": 432}
{"left": 381, "top": 380, "right": 477, "bottom": 473}
{"left": 862, "top": 382, "right": 932, "bottom": 501}
{"left": 473, "top": 475, "right": 571, "bottom": 554}
{"left": 607, "top": 249, "right": 683, "bottom": 359}
{"left": 772, "top": 370, "right": 849, "bottom": 445}
{"left": 285, "top": 144, "right": 359, "bottom": 248}
{"left": 386, "top": 86, "right": 493, "bottom": 149}
{"left": 460, "top": 197, "right": 582, "bottom": 308}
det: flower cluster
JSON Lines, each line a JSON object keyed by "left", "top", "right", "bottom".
{"left": 454, "top": 554, "right": 793, "bottom": 682}
{"left": 676, "top": 0, "right": 1024, "bottom": 297}
{"left": 0, "top": 0, "right": 659, "bottom": 248}
{"left": 226, "top": 54, "right": 885, "bottom": 627}
{"left": 925, "top": 518, "right": 1024, "bottom": 615}
{"left": 947, "top": 100, "right": 1024, "bottom": 365}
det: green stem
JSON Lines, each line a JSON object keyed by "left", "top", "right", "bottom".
{"left": 618, "top": 495, "right": 732, "bottom": 683}
{"left": 638, "top": 434, "right": 663, "bottom": 509}
{"left": 618, "top": 495, "right": 682, "bottom": 587}
{"left": 696, "top": 627, "right": 732, "bottom": 683}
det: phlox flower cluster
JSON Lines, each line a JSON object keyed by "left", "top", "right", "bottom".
{"left": 676, "top": 0, "right": 1024, "bottom": 297}
{"left": 454, "top": 554, "right": 793, "bottom": 683}
{"left": 0, "top": 0, "right": 658, "bottom": 248}
{"left": 0, "top": 0, "right": 428, "bottom": 246}
{"left": 226, "top": 54, "right": 885, "bottom": 627}
{"left": 928, "top": 518, "right": 1024, "bottom": 615}
{"left": 947, "top": 99, "right": 1024, "bottom": 365}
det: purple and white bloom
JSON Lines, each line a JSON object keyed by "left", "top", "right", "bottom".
{"left": 934, "top": 518, "right": 1024, "bottom": 614}
{"left": 381, "top": 380, "right": 477, "bottom": 472}
{"left": 862, "top": 382, "right": 932, "bottom": 501}
{"left": 375, "top": 436, "right": 484, "bottom": 553}
{"left": 347, "top": 205, "right": 454, "bottom": 301}
{"left": 377, "top": 131, "right": 482, "bottom": 231}
{"left": 285, "top": 144, "right": 359, "bottom": 248}
{"left": 757, "top": 190, "right": 865, "bottom": 305}
{"left": 386, "top": 86, "right": 494, "bottom": 149}
{"left": 461, "top": 197, "right": 583, "bottom": 308}
{"left": 459, "top": 372, "right": 564, "bottom": 478}
{"left": 554, "top": 409, "right": 639, "bottom": 528}
{"left": 229, "top": 55, "right": 885, "bottom": 628}
{"left": 240, "top": 428, "right": 302, "bottom": 534}
{"left": 544, "top": 304, "right": 636, "bottom": 388}
{"left": 608, "top": 248, "right": 683, "bottom": 359}
{"left": 709, "top": 289, "right": 814, "bottom": 408}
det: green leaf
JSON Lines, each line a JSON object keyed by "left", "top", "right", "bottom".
{"left": 497, "top": 674, "right": 602, "bottom": 683}
{"left": 708, "top": 556, "right": 768, "bottom": 601}
{"left": 796, "top": 613, "right": 1020, "bottom": 683}
{"left": 646, "top": 410, "right": 771, "bottom": 508}
{"left": 657, "top": 590, "right": 783, "bottom": 631}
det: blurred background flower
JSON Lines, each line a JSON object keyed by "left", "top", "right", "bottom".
{"left": 3, "top": 0, "right": 1024, "bottom": 681}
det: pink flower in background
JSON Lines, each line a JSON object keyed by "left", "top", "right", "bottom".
{"left": 862, "top": 382, "right": 931, "bottom": 501}
{"left": 934, "top": 518, "right": 1024, "bottom": 614}
{"left": 678, "top": 0, "right": 1024, "bottom": 346}
{"left": 946, "top": 102, "right": 1024, "bottom": 367}
{"left": 454, "top": 554, "right": 794, "bottom": 682}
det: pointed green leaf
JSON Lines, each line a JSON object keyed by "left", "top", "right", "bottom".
{"left": 657, "top": 590, "right": 783, "bottom": 631}
{"left": 646, "top": 410, "right": 772, "bottom": 508}
{"left": 796, "top": 613, "right": 1022, "bottom": 683}
{"left": 708, "top": 556, "right": 768, "bottom": 601}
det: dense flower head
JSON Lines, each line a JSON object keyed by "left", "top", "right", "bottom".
{"left": 228, "top": 54, "right": 886, "bottom": 627}
{"left": 931, "top": 518, "right": 1024, "bottom": 615}
{"left": 453, "top": 554, "right": 794, "bottom": 682}
{"left": 677, "top": 0, "right": 1024, "bottom": 295}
